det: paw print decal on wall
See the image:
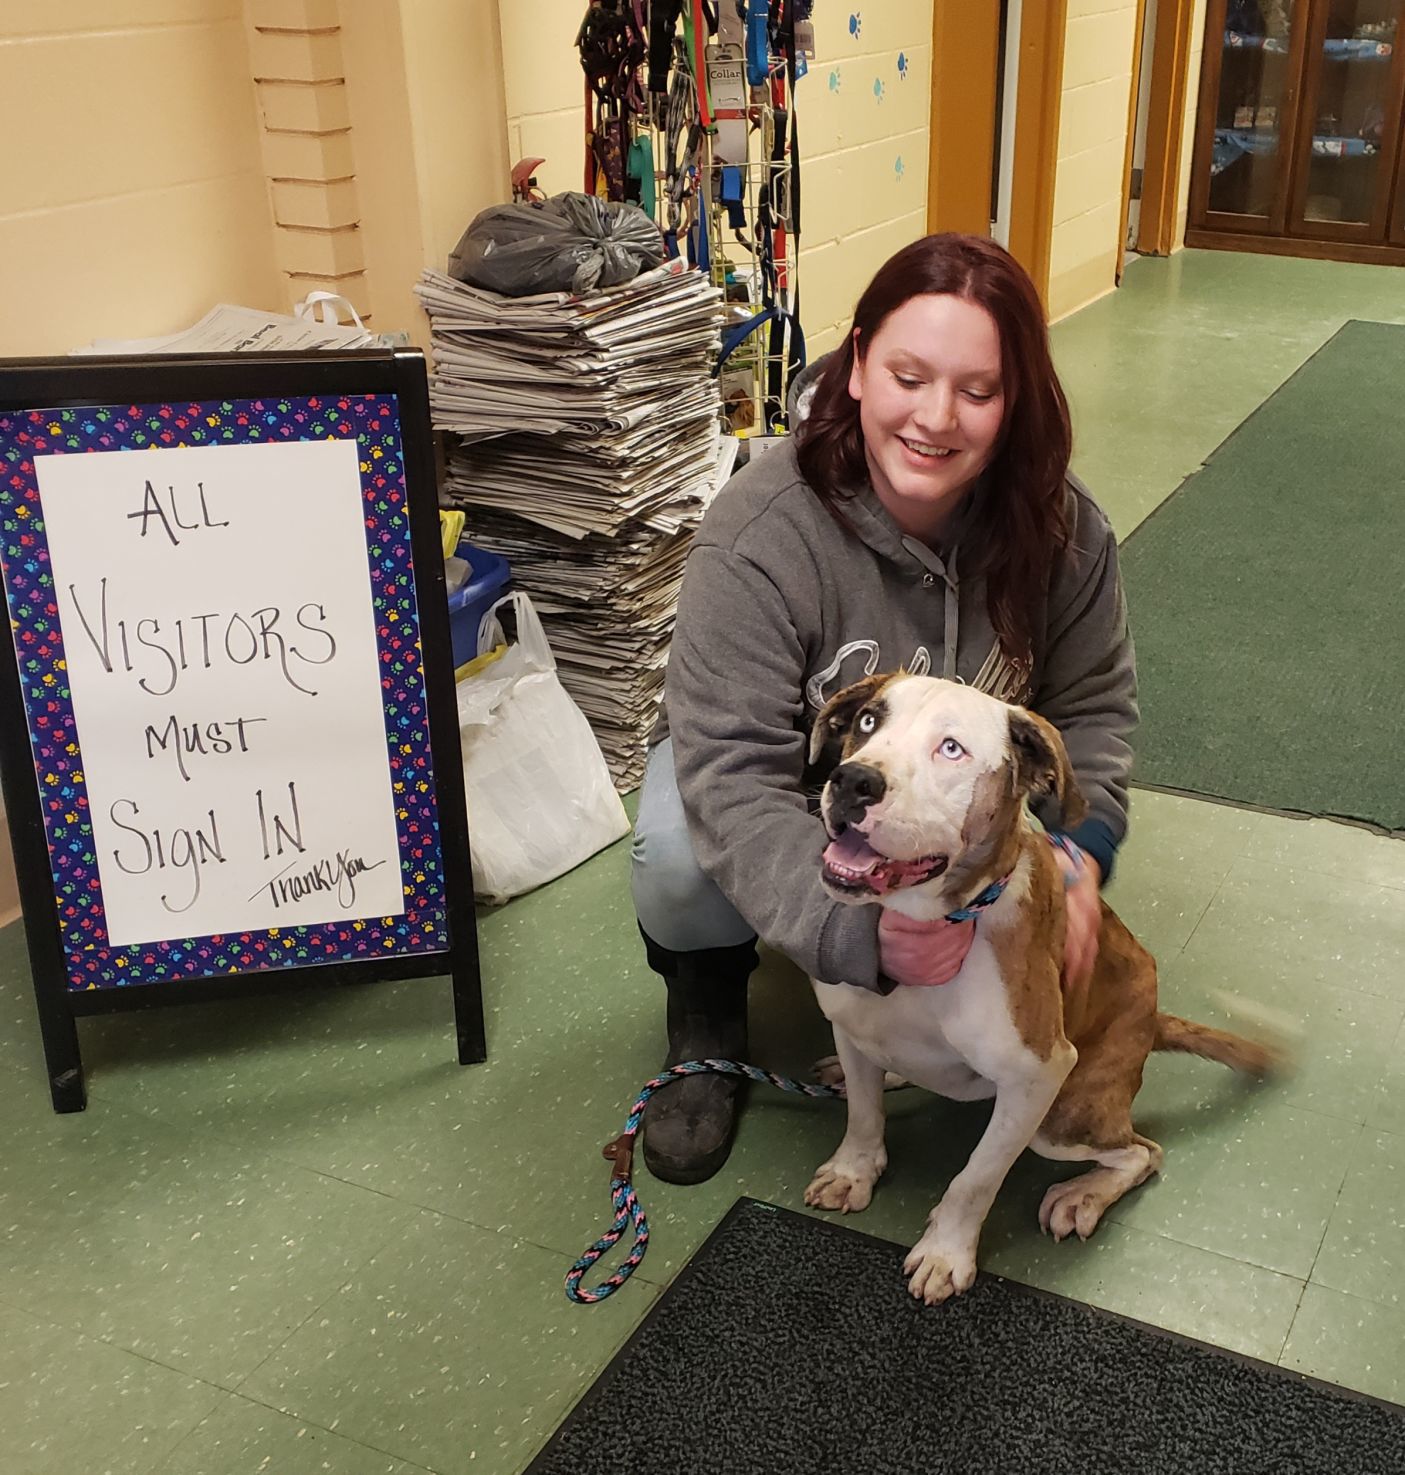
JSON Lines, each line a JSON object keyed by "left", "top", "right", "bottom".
{"left": 896, "top": 155, "right": 906, "bottom": 180}
{"left": 829, "top": 68, "right": 842, "bottom": 92}
{"left": 849, "top": 12, "right": 862, "bottom": 39}
{"left": 874, "top": 76, "right": 886, "bottom": 103}
{"left": 898, "top": 52, "right": 909, "bottom": 80}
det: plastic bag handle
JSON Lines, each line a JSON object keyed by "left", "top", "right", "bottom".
{"left": 293, "top": 290, "right": 366, "bottom": 330}
{"left": 477, "top": 591, "right": 555, "bottom": 671}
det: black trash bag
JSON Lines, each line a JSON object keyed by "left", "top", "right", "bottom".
{"left": 447, "top": 192, "right": 665, "bottom": 296}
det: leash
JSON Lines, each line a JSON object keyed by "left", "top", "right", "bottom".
{"left": 565, "top": 1058, "right": 842, "bottom": 1304}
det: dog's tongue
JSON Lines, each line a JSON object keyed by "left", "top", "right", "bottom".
{"left": 822, "top": 828, "right": 884, "bottom": 876}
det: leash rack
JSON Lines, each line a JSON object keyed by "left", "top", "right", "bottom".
{"left": 578, "top": 0, "right": 815, "bottom": 436}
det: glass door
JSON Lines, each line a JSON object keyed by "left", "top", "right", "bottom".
{"left": 1196, "top": 0, "right": 1310, "bottom": 231}
{"left": 1288, "top": 0, "right": 1405, "bottom": 238}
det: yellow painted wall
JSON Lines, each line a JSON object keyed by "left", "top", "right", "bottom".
{"left": 0, "top": 2, "right": 284, "bottom": 924}
{"left": 497, "top": 1, "right": 933, "bottom": 358}
{"left": 801, "top": 4, "right": 934, "bottom": 356}
{"left": 342, "top": 0, "right": 511, "bottom": 345}
{"left": 398, "top": 0, "right": 512, "bottom": 301}
{"left": 0, "top": 1, "right": 512, "bottom": 357}
{"left": 499, "top": 0, "right": 588, "bottom": 199}
{"left": 0, "top": 2, "right": 281, "bottom": 356}
{"left": 0, "top": 2, "right": 511, "bottom": 925}
{"left": 1047, "top": 0, "right": 1141, "bottom": 321}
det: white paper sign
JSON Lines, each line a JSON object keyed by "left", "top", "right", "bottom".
{"left": 36, "top": 439, "right": 404, "bottom": 945}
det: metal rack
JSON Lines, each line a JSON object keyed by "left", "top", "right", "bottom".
{"left": 583, "top": 1, "right": 810, "bottom": 435}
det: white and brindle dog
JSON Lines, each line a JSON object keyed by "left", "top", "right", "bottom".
{"left": 804, "top": 672, "right": 1275, "bottom": 1306}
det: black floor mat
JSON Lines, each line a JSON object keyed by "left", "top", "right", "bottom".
{"left": 529, "top": 1199, "right": 1405, "bottom": 1475}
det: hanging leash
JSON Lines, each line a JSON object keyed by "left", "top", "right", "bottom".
{"left": 565, "top": 1058, "right": 843, "bottom": 1304}
{"left": 578, "top": 0, "right": 648, "bottom": 199}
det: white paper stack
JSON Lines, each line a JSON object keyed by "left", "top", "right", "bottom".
{"left": 71, "top": 303, "right": 375, "bottom": 355}
{"left": 416, "top": 260, "right": 726, "bottom": 788}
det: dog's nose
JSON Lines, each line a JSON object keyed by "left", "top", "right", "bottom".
{"left": 828, "top": 762, "right": 886, "bottom": 828}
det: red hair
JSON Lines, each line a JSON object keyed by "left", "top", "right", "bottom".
{"left": 795, "top": 232, "right": 1072, "bottom": 664}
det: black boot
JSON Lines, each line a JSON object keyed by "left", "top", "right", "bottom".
{"left": 639, "top": 930, "right": 757, "bottom": 1186}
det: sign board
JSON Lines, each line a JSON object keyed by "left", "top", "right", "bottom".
{"left": 0, "top": 351, "right": 485, "bottom": 1111}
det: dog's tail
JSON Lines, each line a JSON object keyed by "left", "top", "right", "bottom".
{"left": 1153, "top": 1004, "right": 1290, "bottom": 1080}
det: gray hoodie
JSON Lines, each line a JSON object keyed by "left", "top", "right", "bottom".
{"left": 656, "top": 439, "right": 1136, "bottom": 992}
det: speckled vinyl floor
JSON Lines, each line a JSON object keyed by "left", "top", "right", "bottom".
{"left": 3, "top": 250, "right": 1405, "bottom": 1474}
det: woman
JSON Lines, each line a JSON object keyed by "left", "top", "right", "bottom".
{"left": 631, "top": 233, "right": 1136, "bottom": 1184}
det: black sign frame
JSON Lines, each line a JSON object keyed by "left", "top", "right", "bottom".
{"left": 0, "top": 349, "right": 485, "bottom": 1112}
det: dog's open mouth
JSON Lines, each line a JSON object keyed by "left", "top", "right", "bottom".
{"left": 821, "top": 828, "right": 948, "bottom": 896}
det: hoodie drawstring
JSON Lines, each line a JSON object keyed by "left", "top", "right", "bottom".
{"left": 942, "top": 576, "right": 960, "bottom": 681}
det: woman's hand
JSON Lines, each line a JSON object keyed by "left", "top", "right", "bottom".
{"left": 876, "top": 842, "right": 1102, "bottom": 997}
{"left": 1058, "top": 848, "right": 1103, "bottom": 1012}
{"left": 878, "top": 910, "right": 976, "bottom": 988}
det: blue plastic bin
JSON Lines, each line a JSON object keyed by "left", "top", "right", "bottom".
{"left": 446, "top": 538, "right": 512, "bottom": 670}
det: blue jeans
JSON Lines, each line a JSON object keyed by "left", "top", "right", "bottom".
{"left": 630, "top": 737, "right": 757, "bottom": 953}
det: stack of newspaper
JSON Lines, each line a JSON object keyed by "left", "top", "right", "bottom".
{"left": 71, "top": 302, "right": 375, "bottom": 355}
{"left": 417, "top": 261, "right": 725, "bottom": 787}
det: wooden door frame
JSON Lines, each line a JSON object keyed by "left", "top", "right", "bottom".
{"left": 1137, "top": 0, "right": 1198, "bottom": 253}
{"left": 1393, "top": 106, "right": 1405, "bottom": 244}
{"left": 1117, "top": 0, "right": 1153, "bottom": 277}
{"left": 926, "top": 0, "right": 1066, "bottom": 305}
{"left": 1006, "top": 0, "right": 1069, "bottom": 305}
{"left": 927, "top": 0, "right": 1001, "bottom": 238}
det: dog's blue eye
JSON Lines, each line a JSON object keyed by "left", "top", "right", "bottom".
{"left": 937, "top": 737, "right": 966, "bottom": 760}
{"left": 857, "top": 711, "right": 878, "bottom": 734}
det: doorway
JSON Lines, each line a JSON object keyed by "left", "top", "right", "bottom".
{"left": 927, "top": 0, "right": 1068, "bottom": 302}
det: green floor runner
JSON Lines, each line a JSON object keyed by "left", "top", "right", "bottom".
{"left": 1120, "top": 319, "right": 1405, "bottom": 833}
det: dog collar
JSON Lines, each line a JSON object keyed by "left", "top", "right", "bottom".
{"left": 943, "top": 873, "right": 1012, "bottom": 923}
{"left": 942, "top": 834, "right": 1082, "bottom": 922}
{"left": 1043, "top": 831, "right": 1085, "bottom": 885}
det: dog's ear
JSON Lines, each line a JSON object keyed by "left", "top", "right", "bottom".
{"left": 1007, "top": 708, "right": 1088, "bottom": 827}
{"left": 807, "top": 673, "right": 896, "bottom": 766}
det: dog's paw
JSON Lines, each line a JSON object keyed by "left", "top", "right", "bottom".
{"left": 1038, "top": 1174, "right": 1114, "bottom": 1242}
{"left": 811, "top": 1056, "right": 910, "bottom": 1093}
{"left": 812, "top": 1054, "right": 846, "bottom": 1090}
{"left": 804, "top": 1156, "right": 883, "bottom": 1213}
{"left": 902, "top": 1231, "right": 978, "bottom": 1305}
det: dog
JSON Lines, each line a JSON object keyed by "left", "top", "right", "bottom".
{"left": 803, "top": 672, "right": 1276, "bottom": 1305}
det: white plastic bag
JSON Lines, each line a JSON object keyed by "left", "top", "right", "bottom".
{"left": 457, "top": 592, "right": 630, "bottom": 903}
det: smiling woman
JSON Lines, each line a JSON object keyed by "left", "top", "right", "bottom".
{"left": 797, "top": 233, "right": 1076, "bottom": 668}
{"left": 846, "top": 294, "right": 1007, "bottom": 545}
{"left": 629, "top": 232, "right": 1138, "bottom": 1187}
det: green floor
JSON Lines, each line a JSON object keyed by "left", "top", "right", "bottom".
{"left": 5, "top": 250, "right": 1405, "bottom": 1474}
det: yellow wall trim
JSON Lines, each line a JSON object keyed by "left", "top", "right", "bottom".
{"left": 243, "top": 7, "right": 368, "bottom": 319}
{"left": 1048, "top": 247, "right": 1119, "bottom": 322}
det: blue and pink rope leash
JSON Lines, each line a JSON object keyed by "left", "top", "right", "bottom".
{"left": 564, "top": 1060, "right": 843, "bottom": 1303}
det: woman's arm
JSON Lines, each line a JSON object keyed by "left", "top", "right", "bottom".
{"left": 665, "top": 542, "right": 883, "bottom": 988}
{"left": 1033, "top": 489, "right": 1138, "bottom": 884}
